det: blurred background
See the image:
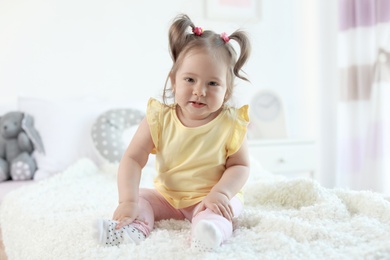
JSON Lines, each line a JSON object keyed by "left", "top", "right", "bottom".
{"left": 0, "top": 0, "right": 389, "bottom": 194}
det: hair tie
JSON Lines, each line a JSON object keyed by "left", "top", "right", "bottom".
{"left": 220, "top": 32, "right": 230, "bottom": 43}
{"left": 192, "top": 26, "right": 203, "bottom": 36}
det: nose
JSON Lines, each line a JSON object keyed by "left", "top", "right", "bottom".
{"left": 192, "top": 83, "right": 206, "bottom": 97}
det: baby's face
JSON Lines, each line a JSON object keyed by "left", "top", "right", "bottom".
{"left": 172, "top": 50, "right": 228, "bottom": 124}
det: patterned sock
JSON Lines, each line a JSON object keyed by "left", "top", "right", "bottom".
{"left": 191, "top": 220, "right": 223, "bottom": 252}
{"left": 97, "top": 219, "right": 146, "bottom": 246}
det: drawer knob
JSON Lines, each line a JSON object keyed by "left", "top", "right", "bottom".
{"left": 278, "top": 158, "right": 285, "bottom": 164}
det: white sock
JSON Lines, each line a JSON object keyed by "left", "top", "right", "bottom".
{"left": 97, "top": 219, "right": 146, "bottom": 246}
{"left": 191, "top": 220, "right": 223, "bottom": 252}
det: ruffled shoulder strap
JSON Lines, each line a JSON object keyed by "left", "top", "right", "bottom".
{"left": 146, "top": 98, "right": 163, "bottom": 154}
{"left": 227, "top": 105, "right": 250, "bottom": 157}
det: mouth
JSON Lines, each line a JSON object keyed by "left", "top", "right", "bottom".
{"left": 189, "top": 101, "right": 206, "bottom": 108}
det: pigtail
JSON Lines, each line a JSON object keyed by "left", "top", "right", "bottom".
{"left": 229, "top": 30, "right": 251, "bottom": 82}
{"left": 169, "top": 14, "right": 195, "bottom": 62}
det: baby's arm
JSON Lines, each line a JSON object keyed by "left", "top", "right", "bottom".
{"left": 194, "top": 138, "right": 250, "bottom": 221}
{"left": 113, "top": 117, "right": 154, "bottom": 229}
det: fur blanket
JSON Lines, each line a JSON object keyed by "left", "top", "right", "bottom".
{"left": 1, "top": 159, "right": 390, "bottom": 260}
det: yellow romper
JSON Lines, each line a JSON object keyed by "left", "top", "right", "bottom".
{"left": 146, "top": 98, "right": 249, "bottom": 209}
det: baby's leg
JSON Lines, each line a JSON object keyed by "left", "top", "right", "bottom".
{"left": 191, "top": 197, "right": 243, "bottom": 251}
{"left": 97, "top": 188, "right": 185, "bottom": 246}
{"left": 97, "top": 189, "right": 155, "bottom": 246}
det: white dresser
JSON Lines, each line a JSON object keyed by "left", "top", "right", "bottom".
{"left": 248, "top": 139, "right": 317, "bottom": 179}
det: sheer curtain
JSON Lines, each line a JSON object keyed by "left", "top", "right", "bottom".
{"left": 337, "top": 0, "right": 390, "bottom": 194}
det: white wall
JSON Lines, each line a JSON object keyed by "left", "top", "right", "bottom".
{"left": 0, "top": 0, "right": 179, "bottom": 103}
{"left": 0, "top": 0, "right": 309, "bottom": 133}
{"left": 0, "top": 0, "right": 337, "bottom": 185}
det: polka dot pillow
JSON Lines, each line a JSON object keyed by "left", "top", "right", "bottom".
{"left": 91, "top": 108, "right": 144, "bottom": 164}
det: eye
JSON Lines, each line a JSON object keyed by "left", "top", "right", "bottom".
{"left": 209, "top": 81, "right": 219, "bottom": 87}
{"left": 185, "top": 77, "right": 195, "bottom": 83}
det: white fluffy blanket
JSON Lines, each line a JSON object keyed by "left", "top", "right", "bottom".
{"left": 1, "top": 159, "right": 390, "bottom": 260}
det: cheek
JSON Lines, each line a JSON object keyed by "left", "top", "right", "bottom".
{"left": 215, "top": 88, "right": 228, "bottom": 99}
{"left": 175, "top": 85, "right": 190, "bottom": 95}
{"left": 211, "top": 91, "right": 227, "bottom": 106}
{"left": 173, "top": 87, "right": 187, "bottom": 100}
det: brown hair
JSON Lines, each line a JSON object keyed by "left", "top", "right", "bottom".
{"left": 163, "top": 14, "right": 251, "bottom": 104}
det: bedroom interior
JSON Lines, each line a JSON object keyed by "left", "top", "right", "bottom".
{"left": 1, "top": 0, "right": 389, "bottom": 259}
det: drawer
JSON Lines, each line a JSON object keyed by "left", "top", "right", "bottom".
{"left": 248, "top": 140, "right": 317, "bottom": 174}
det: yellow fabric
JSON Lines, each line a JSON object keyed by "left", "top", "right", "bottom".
{"left": 146, "top": 98, "right": 249, "bottom": 209}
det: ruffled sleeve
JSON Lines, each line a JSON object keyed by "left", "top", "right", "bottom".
{"left": 227, "top": 105, "right": 250, "bottom": 157}
{"left": 146, "top": 98, "right": 162, "bottom": 154}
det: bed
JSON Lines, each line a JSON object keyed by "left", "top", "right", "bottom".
{"left": 1, "top": 97, "right": 390, "bottom": 259}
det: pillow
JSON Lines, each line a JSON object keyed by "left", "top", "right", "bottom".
{"left": 18, "top": 96, "right": 147, "bottom": 180}
{"left": 91, "top": 108, "right": 144, "bottom": 164}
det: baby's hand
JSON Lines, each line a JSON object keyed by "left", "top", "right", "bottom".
{"left": 112, "top": 201, "right": 139, "bottom": 229}
{"left": 193, "top": 191, "right": 234, "bottom": 221}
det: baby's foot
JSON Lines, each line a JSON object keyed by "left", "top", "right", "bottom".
{"left": 191, "top": 220, "right": 222, "bottom": 252}
{"left": 97, "top": 219, "right": 146, "bottom": 246}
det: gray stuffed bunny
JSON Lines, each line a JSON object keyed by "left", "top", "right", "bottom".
{"left": 0, "top": 111, "right": 45, "bottom": 182}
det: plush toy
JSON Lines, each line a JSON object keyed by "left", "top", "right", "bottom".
{"left": 0, "top": 111, "right": 45, "bottom": 182}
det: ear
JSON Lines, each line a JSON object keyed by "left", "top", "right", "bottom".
{"left": 169, "top": 72, "right": 176, "bottom": 92}
{"left": 21, "top": 113, "right": 45, "bottom": 154}
{"left": 22, "top": 112, "right": 34, "bottom": 125}
{"left": 224, "top": 90, "right": 231, "bottom": 103}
